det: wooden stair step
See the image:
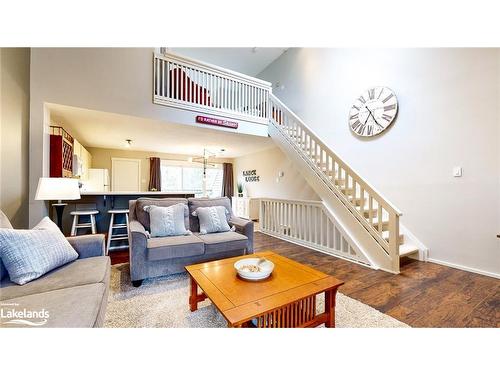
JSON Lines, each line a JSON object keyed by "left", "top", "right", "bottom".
{"left": 339, "top": 186, "right": 355, "bottom": 195}
{"left": 370, "top": 216, "right": 390, "bottom": 231}
{"left": 399, "top": 244, "right": 419, "bottom": 257}
{"left": 382, "top": 231, "right": 405, "bottom": 244}
{"left": 329, "top": 176, "right": 345, "bottom": 185}
{"left": 357, "top": 206, "right": 379, "bottom": 218}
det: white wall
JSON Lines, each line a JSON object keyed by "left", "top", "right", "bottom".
{"left": 259, "top": 48, "right": 500, "bottom": 276}
{"left": 233, "top": 146, "right": 318, "bottom": 200}
{"left": 0, "top": 48, "right": 30, "bottom": 228}
{"left": 29, "top": 48, "right": 268, "bottom": 225}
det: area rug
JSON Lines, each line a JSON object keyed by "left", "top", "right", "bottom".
{"left": 104, "top": 263, "right": 409, "bottom": 328}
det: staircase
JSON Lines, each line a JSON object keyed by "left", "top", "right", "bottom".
{"left": 268, "top": 94, "right": 420, "bottom": 273}
{"left": 153, "top": 51, "right": 423, "bottom": 274}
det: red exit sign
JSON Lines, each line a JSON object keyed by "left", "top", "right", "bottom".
{"left": 196, "top": 116, "right": 238, "bottom": 129}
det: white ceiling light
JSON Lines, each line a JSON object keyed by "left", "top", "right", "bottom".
{"left": 125, "top": 139, "right": 132, "bottom": 148}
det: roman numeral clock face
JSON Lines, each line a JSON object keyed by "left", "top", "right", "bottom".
{"left": 349, "top": 87, "right": 398, "bottom": 137}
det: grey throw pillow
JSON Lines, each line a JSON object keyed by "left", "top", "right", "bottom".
{"left": 0, "top": 217, "right": 79, "bottom": 285}
{"left": 193, "top": 206, "right": 233, "bottom": 235}
{"left": 143, "top": 203, "right": 190, "bottom": 238}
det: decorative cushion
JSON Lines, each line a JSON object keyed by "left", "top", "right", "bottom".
{"left": 143, "top": 203, "right": 190, "bottom": 238}
{"left": 135, "top": 198, "right": 188, "bottom": 231}
{"left": 187, "top": 197, "right": 233, "bottom": 232}
{"left": 193, "top": 206, "right": 232, "bottom": 235}
{"left": 0, "top": 217, "right": 79, "bottom": 285}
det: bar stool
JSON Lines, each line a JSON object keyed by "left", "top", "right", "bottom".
{"left": 107, "top": 209, "right": 130, "bottom": 254}
{"left": 70, "top": 210, "right": 99, "bottom": 236}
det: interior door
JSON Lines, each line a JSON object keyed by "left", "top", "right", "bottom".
{"left": 111, "top": 158, "right": 141, "bottom": 191}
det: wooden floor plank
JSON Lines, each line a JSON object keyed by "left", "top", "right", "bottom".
{"left": 109, "top": 231, "right": 500, "bottom": 327}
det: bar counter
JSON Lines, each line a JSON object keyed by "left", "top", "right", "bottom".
{"left": 54, "top": 191, "right": 198, "bottom": 237}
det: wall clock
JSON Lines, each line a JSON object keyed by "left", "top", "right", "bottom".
{"left": 348, "top": 86, "right": 398, "bottom": 137}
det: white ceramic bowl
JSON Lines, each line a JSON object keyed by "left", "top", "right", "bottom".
{"left": 234, "top": 258, "right": 275, "bottom": 281}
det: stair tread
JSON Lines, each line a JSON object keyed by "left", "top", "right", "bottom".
{"left": 382, "top": 231, "right": 405, "bottom": 244}
{"left": 399, "top": 244, "right": 419, "bottom": 256}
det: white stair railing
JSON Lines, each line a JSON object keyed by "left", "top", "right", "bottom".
{"left": 154, "top": 53, "right": 271, "bottom": 124}
{"left": 260, "top": 198, "right": 370, "bottom": 266}
{"left": 269, "top": 94, "right": 403, "bottom": 272}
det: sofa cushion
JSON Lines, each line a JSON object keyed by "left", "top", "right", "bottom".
{"left": 0, "top": 256, "right": 110, "bottom": 301}
{"left": 147, "top": 234, "right": 204, "bottom": 261}
{"left": 195, "top": 231, "right": 248, "bottom": 255}
{"left": 144, "top": 203, "right": 190, "bottom": 237}
{"left": 0, "top": 283, "right": 105, "bottom": 328}
{"left": 188, "top": 197, "right": 233, "bottom": 232}
{"left": 135, "top": 198, "right": 188, "bottom": 232}
{"left": 0, "top": 217, "right": 79, "bottom": 285}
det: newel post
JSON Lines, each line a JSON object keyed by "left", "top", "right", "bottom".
{"left": 389, "top": 212, "right": 400, "bottom": 273}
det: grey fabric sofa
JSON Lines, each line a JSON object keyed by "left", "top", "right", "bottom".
{"left": 129, "top": 197, "right": 254, "bottom": 287}
{"left": 0, "top": 211, "right": 110, "bottom": 328}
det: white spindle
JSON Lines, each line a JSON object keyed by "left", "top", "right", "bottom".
{"left": 165, "top": 60, "right": 170, "bottom": 98}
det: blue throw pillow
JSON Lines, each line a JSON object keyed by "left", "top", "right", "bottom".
{"left": 192, "top": 206, "right": 233, "bottom": 235}
{"left": 0, "top": 217, "right": 78, "bottom": 285}
{"left": 143, "top": 203, "right": 190, "bottom": 238}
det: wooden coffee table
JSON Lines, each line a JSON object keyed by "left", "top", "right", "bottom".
{"left": 185, "top": 251, "right": 344, "bottom": 328}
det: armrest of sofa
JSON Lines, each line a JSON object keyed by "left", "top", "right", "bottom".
{"left": 229, "top": 216, "right": 254, "bottom": 254}
{"left": 66, "top": 234, "right": 106, "bottom": 259}
{"left": 128, "top": 220, "right": 149, "bottom": 281}
{"left": 129, "top": 220, "right": 148, "bottom": 242}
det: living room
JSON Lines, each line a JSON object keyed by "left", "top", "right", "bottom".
{"left": 1, "top": 2, "right": 498, "bottom": 374}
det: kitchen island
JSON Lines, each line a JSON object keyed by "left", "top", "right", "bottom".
{"left": 54, "top": 191, "right": 199, "bottom": 237}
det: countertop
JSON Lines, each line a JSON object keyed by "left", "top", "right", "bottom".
{"left": 80, "top": 191, "right": 201, "bottom": 196}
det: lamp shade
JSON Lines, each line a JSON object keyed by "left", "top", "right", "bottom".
{"left": 35, "top": 178, "right": 81, "bottom": 201}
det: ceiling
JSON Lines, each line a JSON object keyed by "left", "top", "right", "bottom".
{"left": 169, "top": 48, "right": 287, "bottom": 77}
{"left": 48, "top": 104, "right": 275, "bottom": 159}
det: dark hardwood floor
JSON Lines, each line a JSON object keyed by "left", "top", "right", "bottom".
{"left": 110, "top": 232, "right": 500, "bottom": 328}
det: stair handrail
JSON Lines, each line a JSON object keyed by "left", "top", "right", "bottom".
{"left": 269, "top": 93, "right": 402, "bottom": 216}
{"left": 269, "top": 93, "right": 402, "bottom": 271}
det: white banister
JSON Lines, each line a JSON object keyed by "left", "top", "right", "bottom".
{"left": 269, "top": 93, "right": 402, "bottom": 271}
{"left": 259, "top": 198, "right": 370, "bottom": 266}
{"left": 154, "top": 53, "right": 271, "bottom": 124}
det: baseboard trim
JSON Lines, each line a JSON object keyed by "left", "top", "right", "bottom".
{"left": 427, "top": 258, "right": 500, "bottom": 280}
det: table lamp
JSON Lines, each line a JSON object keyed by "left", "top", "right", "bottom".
{"left": 35, "top": 177, "right": 81, "bottom": 231}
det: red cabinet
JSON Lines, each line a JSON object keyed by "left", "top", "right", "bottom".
{"left": 50, "top": 126, "right": 74, "bottom": 178}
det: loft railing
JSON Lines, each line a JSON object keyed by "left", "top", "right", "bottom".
{"left": 269, "top": 94, "right": 402, "bottom": 272}
{"left": 153, "top": 53, "right": 271, "bottom": 124}
{"left": 259, "top": 198, "right": 370, "bottom": 265}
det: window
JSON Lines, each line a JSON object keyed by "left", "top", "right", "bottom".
{"left": 160, "top": 160, "right": 223, "bottom": 198}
